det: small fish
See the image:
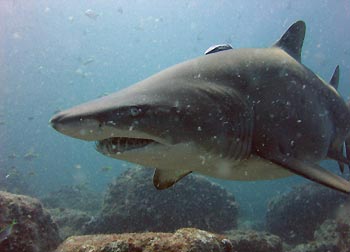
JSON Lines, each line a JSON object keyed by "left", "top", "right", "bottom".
{"left": 101, "top": 166, "right": 113, "bottom": 172}
{"left": 28, "top": 171, "right": 36, "bottom": 176}
{"left": 8, "top": 153, "right": 17, "bottom": 159}
{"left": 85, "top": 9, "right": 99, "bottom": 20}
{"left": 82, "top": 57, "right": 95, "bottom": 65}
{"left": 8, "top": 167, "right": 20, "bottom": 177}
{"left": 23, "top": 150, "right": 39, "bottom": 161}
{"left": 0, "top": 220, "right": 16, "bottom": 244}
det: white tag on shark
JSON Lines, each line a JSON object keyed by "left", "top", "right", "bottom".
{"left": 204, "top": 44, "right": 233, "bottom": 55}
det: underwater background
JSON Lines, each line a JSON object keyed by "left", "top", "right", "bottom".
{"left": 1, "top": 1, "right": 350, "bottom": 250}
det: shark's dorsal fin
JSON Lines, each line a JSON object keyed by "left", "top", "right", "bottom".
{"left": 153, "top": 169, "right": 192, "bottom": 190}
{"left": 273, "top": 20, "right": 306, "bottom": 62}
{"left": 329, "top": 65, "right": 340, "bottom": 89}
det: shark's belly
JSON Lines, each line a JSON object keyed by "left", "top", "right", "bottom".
{"left": 197, "top": 154, "right": 293, "bottom": 181}
{"left": 110, "top": 141, "right": 293, "bottom": 181}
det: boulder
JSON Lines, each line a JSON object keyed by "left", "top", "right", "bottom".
{"left": 225, "top": 229, "right": 282, "bottom": 252}
{"left": 266, "top": 183, "right": 348, "bottom": 244}
{"left": 41, "top": 185, "right": 102, "bottom": 214}
{"left": 56, "top": 228, "right": 283, "bottom": 252}
{"left": 47, "top": 208, "right": 92, "bottom": 239}
{"left": 287, "top": 219, "right": 340, "bottom": 252}
{"left": 284, "top": 202, "right": 350, "bottom": 252}
{"left": 0, "top": 166, "right": 35, "bottom": 195}
{"left": 56, "top": 228, "right": 231, "bottom": 252}
{"left": 86, "top": 167, "right": 238, "bottom": 234}
{"left": 0, "top": 191, "right": 61, "bottom": 252}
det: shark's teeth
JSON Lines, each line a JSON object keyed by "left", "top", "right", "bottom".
{"left": 96, "top": 137, "right": 155, "bottom": 154}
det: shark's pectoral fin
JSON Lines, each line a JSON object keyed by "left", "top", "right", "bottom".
{"left": 153, "top": 169, "right": 192, "bottom": 190}
{"left": 262, "top": 153, "right": 350, "bottom": 193}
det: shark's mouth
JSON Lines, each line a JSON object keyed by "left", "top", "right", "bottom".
{"left": 96, "top": 137, "right": 157, "bottom": 154}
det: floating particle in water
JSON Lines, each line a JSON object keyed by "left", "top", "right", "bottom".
{"left": 75, "top": 68, "right": 90, "bottom": 78}
{"left": 85, "top": 9, "right": 99, "bottom": 20}
{"left": 117, "top": 7, "right": 123, "bottom": 14}
{"left": 12, "top": 32, "right": 22, "bottom": 40}
{"left": 68, "top": 16, "right": 74, "bottom": 22}
{"left": 74, "top": 164, "right": 82, "bottom": 169}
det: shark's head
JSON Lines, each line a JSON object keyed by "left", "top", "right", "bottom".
{"left": 50, "top": 68, "right": 249, "bottom": 170}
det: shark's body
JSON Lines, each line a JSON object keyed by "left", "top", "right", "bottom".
{"left": 51, "top": 21, "right": 350, "bottom": 193}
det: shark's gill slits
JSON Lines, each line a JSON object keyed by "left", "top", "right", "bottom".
{"left": 96, "top": 137, "right": 156, "bottom": 154}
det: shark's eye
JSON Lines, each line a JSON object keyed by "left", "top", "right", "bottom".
{"left": 130, "top": 107, "right": 141, "bottom": 116}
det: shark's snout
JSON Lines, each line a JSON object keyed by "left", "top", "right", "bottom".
{"left": 50, "top": 109, "right": 103, "bottom": 141}
{"left": 50, "top": 110, "right": 83, "bottom": 131}
{"left": 49, "top": 112, "right": 67, "bottom": 130}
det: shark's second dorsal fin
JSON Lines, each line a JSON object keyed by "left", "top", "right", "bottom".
{"left": 273, "top": 20, "right": 306, "bottom": 62}
{"left": 330, "top": 65, "right": 340, "bottom": 89}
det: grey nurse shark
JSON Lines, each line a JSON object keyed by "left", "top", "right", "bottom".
{"left": 50, "top": 21, "right": 350, "bottom": 193}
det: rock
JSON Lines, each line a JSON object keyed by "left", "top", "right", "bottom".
{"left": 47, "top": 208, "right": 92, "bottom": 239}
{"left": 334, "top": 201, "right": 350, "bottom": 252}
{"left": 41, "top": 185, "right": 102, "bottom": 214}
{"left": 314, "top": 219, "right": 339, "bottom": 243}
{"left": 86, "top": 167, "right": 238, "bottom": 234}
{"left": 266, "top": 183, "right": 347, "bottom": 244}
{"left": 0, "top": 166, "right": 35, "bottom": 195}
{"left": 286, "top": 218, "right": 346, "bottom": 252}
{"left": 56, "top": 228, "right": 283, "bottom": 252}
{"left": 225, "top": 229, "right": 283, "bottom": 252}
{"left": 56, "top": 228, "right": 230, "bottom": 252}
{"left": 288, "top": 242, "right": 339, "bottom": 252}
{"left": 0, "top": 191, "right": 61, "bottom": 252}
